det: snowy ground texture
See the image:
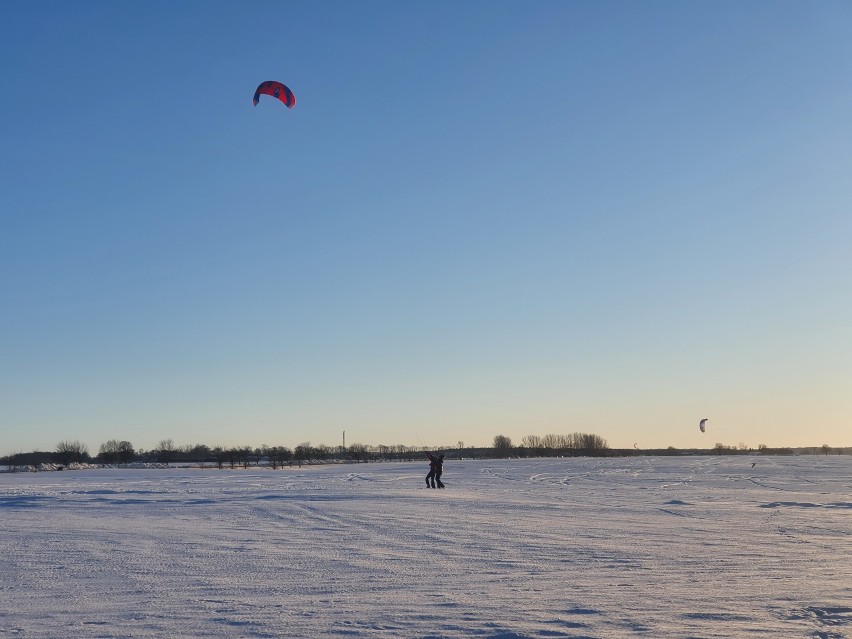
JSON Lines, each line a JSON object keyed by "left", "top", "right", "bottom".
{"left": 1, "top": 456, "right": 850, "bottom": 639}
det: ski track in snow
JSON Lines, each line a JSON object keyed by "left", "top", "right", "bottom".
{"left": 1, "top": 456, "right": 850, "bottom": 638}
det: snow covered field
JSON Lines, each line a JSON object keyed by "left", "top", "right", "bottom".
{"left": 1, "top": 456, "right": 850, "bottom": 639}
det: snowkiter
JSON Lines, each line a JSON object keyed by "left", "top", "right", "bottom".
{"left": 426, "top": 453, "right": 438, "bottom": 488}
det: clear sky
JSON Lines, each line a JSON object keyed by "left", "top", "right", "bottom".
{"left": 2, "top": 1, "right": 851, "bottom": 456}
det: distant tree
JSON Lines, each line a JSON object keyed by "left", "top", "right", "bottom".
{"left": 493, "top": 435, "right": 513, "bottom": 458}
{"left": 56, "top": 440, "right": 89, "bottom": 465}
{"left": 96, "top": 440, "right": 134, "bottom": 465}
{"left": 294, "top": 442, "right": 312, "bottom": 465}
{"left": 349, "top": 443, "right": 368, "bottom": 462}
{"left": 187, "top": 444, "right": 211, "bottom": 464}
{"left": 541, "top": 433, "right": 562, "bottom": 450}
{"left": 578, "top": 433, "right": 608, "bottom": 451}
{"left": 393, "top": 444, "right": 414, "bottom": 461}
{"left": 225, "top": 447, "right": 240, "bottom": 469}
{"left": 98, "top": 440, "right": 122, "bottom": 464}
{"left": 522, "top": 435, "right": 542, "bottom": 450}
{"left": 274, "top": 446, "right": 292, "bottom": 468}
{"left": 211, "top": 446, "right": 226, "bottom": 469}
{"left": 117, "top": 441, "right": 135, "bottom": 466}
{"left": 156, "top": 439, "right": 177, "bottom": 464}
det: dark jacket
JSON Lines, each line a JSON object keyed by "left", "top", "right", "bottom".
{"left": 427, "top": 453, "right": 443, "bottom": 473}
{"left": 427, "top": 453, "right": 438, "bottom": 472}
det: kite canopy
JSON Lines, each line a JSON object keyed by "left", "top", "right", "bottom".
{"left": 253, "top": 81, "right": 295, "bottom": 108}
{"left": 699, "top": 418, "right": 708, "bottom": 433}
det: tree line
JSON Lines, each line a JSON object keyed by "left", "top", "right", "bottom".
{"left": 5, "top": 433, "right": 845, "bottom": 470}
{"left": 2, "top": 439, "right": 443, "bottom": 470}
{"left": 1, "top": 432, "right": 613, "bottom": 470}
{"left": 491, "top": 433, "right": 610, "bottom": 458}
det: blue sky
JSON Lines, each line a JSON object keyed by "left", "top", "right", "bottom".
{"left": 2, "top": 1, "right": 851, "bottom": 455}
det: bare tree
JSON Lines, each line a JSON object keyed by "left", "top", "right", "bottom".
{"left": 96, "top": 440, "right": 135, "bottom": 465}
{"left": 225, "top": 447, "right": 240, "bottom": 469}
{"left": 117, "top": 441, "right": 135, "bottom": 466}
{"left": 56, "top": 440, "right": 89, "bottom": 465}
{"left": 493, "top": 435, "right": 513, "bottom": 458}
{"left": 294, "top": 442, "right": 312, "bottom": 465}
{"left": 156, "top": 439, "right": 177, "bottom": 464}
{"left": 541, "top": 433, "right": 563, "bottom": 450}
{"left": 187, "top": 444, "right": 211, "bottom": 465}
{"left": 273, "top": 446, "right": 292, "bottom": 468}
{"left": 98, "top": 440, "right": 121, "bottom": 464}
{"left": 349, "top": 443, "right": 368, "bottom": 462}
{"left": 578, "top": 433, "right": 608, "bottom": 451}
{"left": 522, "top": 435, "right": 542, "bottom": 450}
{"left": 211, "top": 446, "right": 226, "bottom": 469}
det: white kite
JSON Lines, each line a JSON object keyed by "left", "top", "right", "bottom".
{"left": 699, "top": 418, "right": 708, "bottom": 433}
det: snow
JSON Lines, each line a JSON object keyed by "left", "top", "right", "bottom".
{"left": 1, "top": 456, "right": 850, "bottom": 638}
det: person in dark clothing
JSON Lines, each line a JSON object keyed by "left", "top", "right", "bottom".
{"left": 426, "top": 453, "right": 437, "bottom": 488}
{"left": 426, "top": 453, "right": 445, "bottom": 488}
